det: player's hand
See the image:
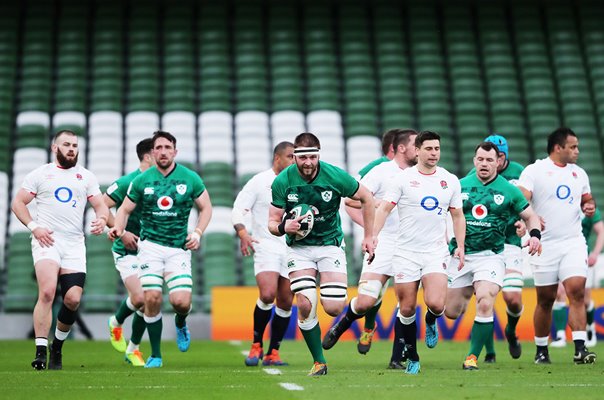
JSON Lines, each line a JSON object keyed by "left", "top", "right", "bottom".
{"left": 239, "top": 233, "right": 258, "bottom": 256}
{"left": 284, "top": 215, "right": 306, "bottom": 234}
{"left": 523, "top": 236, "right": 542, "bottom": 256}
{"left": 90, "top": 217, "right": 107, "bottom": 235}
{"left": 588, "top": 252, "right": 598, "bottom": 267}
{"left": 185, "top": 232, "right": 201, "bottom": 251}
{"left": 454, "top": 247, "right": 465, "bottom": 270}
{"left": 120, "top": 231, "right": 139, "bottom": 251}
{"left": 582, "top": 202, "right": 596, "bottom": 217}
{"left": 32, "top": 226, "right": 54, "bottom": 247}
{"left": 108, "top": 227, "right": 123, "bottom": 241}
{"left": 514, "top": 220, "right": 526, "bottom": 237}
{"left": 374, "top": 199, "right": 383, "bottom": 209}
{"left": 362, "top": 236, "right": 376, "bottom": 263}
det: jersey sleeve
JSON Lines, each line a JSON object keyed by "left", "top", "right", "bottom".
{"left": 233, "top": 174, "right": 258, "bottom": 211}
{"left": 579, "top": 167, "right": 591, "bottom": 196}
{"left": 509, "top": 184, "right": 530, "bottom": 214}
{"left": 449, "top": 175, "right": 463, "bottom": 209}
{"left": 335, "top": 167, "right": 360, "bottom": 198}
{"left": 21, "top": 168, "right": 41, "bottom": 194}
{"left": 360, "top": 166, "right": 380, "bottom": 195}
{"left": 382, "top": 177, "right": 403, "bottom": 204}
{"left": 127, "top": 175, "right": 143, "bottom": 204}
{"left": 271, "top": 173, "right": 287, "bottom": 209}
{"left": 191, "top": 172, "right": 206, "bottom": 199}
{"left": 594, "top": 208, "right": 602, "bottom": 223}
{"left": 85, "top": 172, "right": 102, "bottom": 198}
{"left": 518, "top": 164, "right": 536, "bottom": 193}
{"left": 106, "top": 176, "right": 126, "bottom": 203}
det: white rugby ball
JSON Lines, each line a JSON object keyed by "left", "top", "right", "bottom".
{"left": 289, "top": 203, "right": 315, "bottom": 240}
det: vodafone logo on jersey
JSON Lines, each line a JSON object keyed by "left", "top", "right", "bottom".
{"left": 157, "top": 196, "right": 174, "bottom": 210}
{"left": 471, "top": 204, "right": 488, "bottom": 220}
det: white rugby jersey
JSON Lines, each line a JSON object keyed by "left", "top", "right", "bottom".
{"left": 21, "top": 163, "right": 101, "bottom": 238}
{"left": 233, "top": 168, "right": 286, "bottom": 251}
{"left": 518, "top": 157, "right": 590, "bottom": 243}
{"left": 361, "top": 160, "right": 405, "bottom": 235}
{"left": 383, "top": 165, "right": 462, "bottom": 253}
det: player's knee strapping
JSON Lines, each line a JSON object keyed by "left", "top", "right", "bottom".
{"left": 502, "top": 271, "right": 524, "bottom": 292}
{"left": 358, "top": 279, "right": 384, "bottom": 300}
{"left": 166, "top": 273, "right": 193, "bottom": 294}
{"left": 57, "top": 304, "right": 77, "bottom": 325}
{"left": 320, "top": 281, "right": 348, "bottom": 302}
{"left": 140, "top": 273, "right": 164, "bottom": 292}
{"left": 59, "top": 272, "right": 86, "bottom": 300}
{"left": 290, "top": 275, "right": 318, "bottom": 325}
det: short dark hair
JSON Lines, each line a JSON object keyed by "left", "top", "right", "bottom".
{"left": 136, "top": 138, "right": 154, "bottom": 161}
{"left": 475, "top": 141, "right": 500, "bottom": 157}
{"left": 53, "top": 129, "right": 77, "bottom": 143}
{"left": 293, "top": 132, "right": 321, "bottom": 149}
{"left": 392, "top": 129, "right": 418, "bottom": 154}
{"left": 415, "top": 131, "right": 441, "bottom": 148}
{"left": 152, "top": 130, "right": 177, "bottom": 148}
{"left": 381, "top": 129, "right": 399, "bottom": 155}
{"left": 547, "top": 127, "right": 576, "bottom": 154}
{"left": 273, "top": 141, "right": 294, "bottom": 157}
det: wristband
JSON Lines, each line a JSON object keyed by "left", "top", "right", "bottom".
{"left": 529, "top": 229, "right": 541, "bottom": 240}
{"left": 194, "top": 228, "right": 203, "bottom": 236}
{"left": 27, "top": 221, "right": 40, "bottom": 232}
{"left": 278, "top": 220, "right": 287, "bottom": 235}
{"left": 191, "top": 232, "right": 201, "bottom": 242}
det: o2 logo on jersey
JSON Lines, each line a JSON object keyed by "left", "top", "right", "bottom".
{"left": 157, "top": 196, "right": 174, "bottom": 210}
{"left": 556, "top": 184, "right": 574, "bottom": 204}
{"left": 472, "top": 204, "right": 488, "bottom": 220}
{"left": 420, "top": 196, "right": 443, "bottom": 215}
{"left": 54, "top": 187, "right": 77, "bottom": 208}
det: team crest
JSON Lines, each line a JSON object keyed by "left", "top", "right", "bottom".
{"left": 493, "top": 194, "right": 505, "bottom": 205}
{"left": 440, "top": 180, "right": 448, "bottom": 189}
{"left": 461, "top": 192, "right": 469, "bottom": 201}
{"left": 76, "top": 173, "right": 83, "bottom": 180}
{"left": 572, "top": 171, "right": 578, "bottom": 179}
{"left": 176, "top": 184, "right": 187, "bottom": 195}
{"left": 321, "top": 191, "right": 332, "bottom": 202}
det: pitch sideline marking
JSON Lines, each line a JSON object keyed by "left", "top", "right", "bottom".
{"left": 279, "top": 382, "right": 304, "bottom": 391}
{"left": 262, "top": 368, "right": 282, "bottom": 375}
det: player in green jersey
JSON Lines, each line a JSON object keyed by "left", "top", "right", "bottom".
{"left": 268, "top": 132, "right": 376, "bottom": 376}
{"left": 104, "top": 138, "right": 154, "bottom": 366}
{"left": 469, "top": 134, "right": 526, "bottom": 361}
{"left": 445, "top": 142, "right": 542, "bottom": 370}
{"left": 109, "top": 131, "right": 213, "bottom": 368}
{"left": 356, "top": 128, "right": 398, "bottom": 179}
{"left": 552, "top": 207, "right": 604, "bottom": 348}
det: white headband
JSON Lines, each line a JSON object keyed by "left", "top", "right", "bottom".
{"left": 294, "top": 147, "right": 320, "bottom": 156}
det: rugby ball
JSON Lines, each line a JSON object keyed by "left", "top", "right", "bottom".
{"left": 288, "top": 203, "right": 315, "bottom": 240}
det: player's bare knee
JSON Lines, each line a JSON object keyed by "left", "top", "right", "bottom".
{"left": 38, "top": 287, "right": 56, "bottom": 304}
{"left": 130, "top": 293, "right": 145, "bottom": 309}
{"left": 323, "top": 300, "right": 345, "bottom": 317}
{"left": 353, "top": 296, "right": 375, "bottom": 314}
{"left": 259, "top": 289, "right": 277, "bottom": 305}
{"left": 63, "top": 294, "right": 80, "bottom": 311}
{"left": 476, "top": 297, "right": 494, "bottom": 315}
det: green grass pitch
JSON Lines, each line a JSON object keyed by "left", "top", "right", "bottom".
{"left": 1, "top": 339, "right": 603, "bottom": 399}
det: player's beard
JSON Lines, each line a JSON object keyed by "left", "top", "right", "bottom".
{"left": 297, "top": 163, "right": 317, "bottom": 180}
{"left": 56, "top": 149, "right": 78, "bottom": 168}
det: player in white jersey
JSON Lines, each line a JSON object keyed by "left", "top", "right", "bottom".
{"left": 322, "top": 129, "right": 417, "bottom": 370}
{"left": 233, "top": 142, "right": 295, "bottom": 367}
{"left": 11, "top": 130, "right": 110, "bottom": 370}
{"left": 517, "top": 127, "right": 596, "bottom": 364}
{"left": 372, "top": 131, "right": 466, "bottom": 374}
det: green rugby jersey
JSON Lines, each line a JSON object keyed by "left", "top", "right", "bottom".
{"left": 358, "top": 156, "right": 389, "bottom": 178}
{"left": 106, "top": 169, "right": 143, "bottom": 256}
{"left": 127, "top": 164, "right": 205, "bottom": 249}
{"left": 272, "top": 161, "right": 359, "bottom": 247}
{"left": 450, "top": 174, "right": 529, "bottom": 255}
{"left": 468, "top": 160, "right": 524, "bottom": 246}
{"left": 582, "top": 208, "right": 602, "bottom": 251}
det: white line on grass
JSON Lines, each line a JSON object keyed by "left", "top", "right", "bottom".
{"left": 240, "top": 350, "right": 248, "bottom": 356}
{"left": 279, "top": 383, "right": 304, "bottom": 391}
{"left": 229, "top": 340, "right": 242, "bottom": 346}
{"left": 263, "top": 368, "right": 282, "bottom": 375}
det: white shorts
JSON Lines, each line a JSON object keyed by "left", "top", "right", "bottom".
{"left": 113, "top": 252, "right": 140, "bottom": 281}
{"left": 392, "top": 248, "right": 450, "bottom": 284}
{"left": 530, "top": 239, "right": 588, "bottom": 286}
{"left": 449, "top": 251, "right": 505, "bottom": 289}
{"left": 137, "top": 240, "right": 192, "bottom": 290}
{"left": 32, "top": 235, "right": 86, "bottom": 273}
{"left": 286, "top": 245, "right": 347, "bottom": 275}
{"left": 361, "top": 232, "right": 395, "bottom": 277}
{"left": 254, "top": 246, "right": 288, "bottom": 279}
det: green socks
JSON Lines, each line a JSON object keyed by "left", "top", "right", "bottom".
{"left": 300, "top": 322, "right": 327, "bottom": 364}
{"left": 468, "top": 317, "right": 494, "bottom": 358}
{"left": 145, "top": 314, "right": 163, "bottom": 358}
